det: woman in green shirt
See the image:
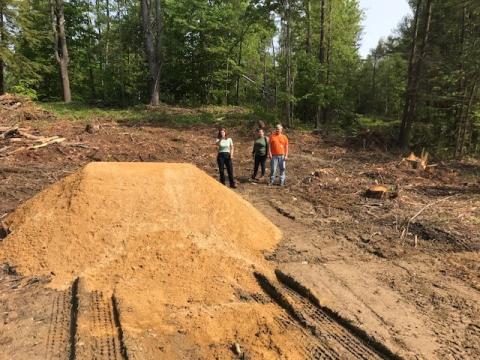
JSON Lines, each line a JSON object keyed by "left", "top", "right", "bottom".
{"left": 251, "top": 128, "right": 269, "bottom": 181}
{"left": 215, "top": 128, "right": 236, "bottom": 188}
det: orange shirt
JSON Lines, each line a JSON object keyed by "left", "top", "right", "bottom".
{"left": 269, "top": 133, "right": 288, "bottom": 155}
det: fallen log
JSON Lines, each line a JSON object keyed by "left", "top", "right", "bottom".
{"left": 0, "top": 125, "right": 19, "bottom": 139}
{"left": 18, "top": 130, "right": 45, "bottom": 141}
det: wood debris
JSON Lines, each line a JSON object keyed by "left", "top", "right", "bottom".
{"left": 399, "top": 150, "right": 429, "bottom": 170}
{"left": 0, "top": 94, "right": 55, "bottom": 122}
{"left": 365, "top": 185, "right": 399, "bottom": 200}
{"left": 0, "top": 125, "right": 66, "bottom": 156}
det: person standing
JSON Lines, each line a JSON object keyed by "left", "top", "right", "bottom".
{"left": 216, "top": 128, "right": 236, "bottom": 188}
{"left": 251, "top": 128, "right": 269, "bottom": 181}
{"left": 268, "top": 124, "right": 289, "bottom": 186}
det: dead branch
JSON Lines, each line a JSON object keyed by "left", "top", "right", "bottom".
{"left": 18, "top": 130, "right": 44, "bottom": 141}
{"left": 29, "top": 137, "right": 65, "bottom": 149}
{"left": 401, "top": 194, "right": 458, "bottom": 240}
{"left": 1, "top": 125, "right": 19, "bottom": 139}
{"left": 65, "top": 142, "right": 99, "bottom": 150}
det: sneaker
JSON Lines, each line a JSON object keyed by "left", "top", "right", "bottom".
{"left": 230, "top": 184, "right": 237, "bottom": 189}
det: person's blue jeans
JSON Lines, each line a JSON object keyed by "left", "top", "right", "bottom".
{"left": 270, "top": 155, "right": 286, "bottom": 185}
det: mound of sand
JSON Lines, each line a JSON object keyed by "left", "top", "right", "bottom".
{"left": 0, "top": 162, "right": 304, "bottom": 358}
{"left": 1, "top": 162, "right": 280, "bottom": 284}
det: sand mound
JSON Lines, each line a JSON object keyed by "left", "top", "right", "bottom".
{"left": 0, "top": 162, "right": 303, "bottom": 358}
{"left": 1, "top": 162, "right": 280, "bottom": 286}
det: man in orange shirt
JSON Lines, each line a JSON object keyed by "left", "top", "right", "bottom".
{"left": 268, "top": 124, "right": 289, "bottom": 186}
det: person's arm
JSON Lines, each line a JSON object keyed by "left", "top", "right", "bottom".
{"left": 265, "top": 136, "right": 269, "bottom": 156}
{"left": 230, "top": 139, "right": 234, "bottom": 158}
{"left": 268, "top": 137, "right": 272, "bottom": 159}
{"left": 284, "top": 137, "right": 289, "bottom": 160}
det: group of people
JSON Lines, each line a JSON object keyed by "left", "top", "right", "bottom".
{"left": 215, "top": 123, "right": 289, "bottom": 188}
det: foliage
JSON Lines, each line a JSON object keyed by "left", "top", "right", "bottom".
{"left": 0, "top": 0, "right": 478, "bottom": 157}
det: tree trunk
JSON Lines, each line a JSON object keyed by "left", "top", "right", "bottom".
{"left": 141, "top": 0, "right": 162, "bottom": 106}
{"left": 399, "top": 0, "right": 432, "bottom": 150}
{"left": 51, "top": 0, "right": 72, "bottom": 102}
{"left": 371, "top": 50, "right": 378, "bottom": 110}
{"left": 272, "top": 39, "right": 278, "bottom": 112}
{"left": 0, "top": 6, "right": 4, "bottom": 95}
{"left": 454, "top": 5, "right": 468, "bottom": 158}
{"left": 316, "top": 0, "right": 327, "bottom": 129}
{"left": 285, "top": 0, "right": 293, "bottom": 127}
{"left": 305, "top": 0, "right": 312, "bottom": 54}
{"left": 263, "top": 44, "right": 268, "bottom": 109}
{"left": 455, "top": 78, "right": 478, "bottom": 158}
{"left": 235, "top": 38, "right": 243, "bottom": 105}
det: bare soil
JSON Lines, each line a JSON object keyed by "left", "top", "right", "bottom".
{"left": 0, "top": 107, "right": 479, "bottom": 359}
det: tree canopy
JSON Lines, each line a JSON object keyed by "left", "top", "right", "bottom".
{"left": 0, "top": 0, "right": 478, "bottom": 157}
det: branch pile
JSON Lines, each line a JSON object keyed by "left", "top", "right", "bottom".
{"left": 0, "top": 125, "right": 65, "bottom": 156}
{"left": 0, "top": 94, "right": 55, "bottom": 123}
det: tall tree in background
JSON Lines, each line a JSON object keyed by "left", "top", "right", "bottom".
{"left": 399, "top": 0, "right": 432, "bottom": 149}
{"left": 315, "top": 0, "right": 327, "bottom": 129}
{"left": 141, "top": 0, "right": 163, "bottom": 106}
{"left": 0, "top": 3, "right": 5, "bottom": 95}
{"left": 283, "top": 0, "right": 294, "bottom": 127}
{"left": 454, "top": 2, "right": 479, "bottom": 158}
{"left": 50, "top": 0, "right": 71, "bottom": 102}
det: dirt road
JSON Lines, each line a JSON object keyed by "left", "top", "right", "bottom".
{"left": 0, "top": 114, "right": 479, "bottom": 359}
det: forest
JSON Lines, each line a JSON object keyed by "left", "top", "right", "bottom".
{"left": 0, "top": 0, "right": 479, "bottom": 157}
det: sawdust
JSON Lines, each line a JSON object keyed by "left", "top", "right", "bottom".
{"left": 0, "top": 162, "right": 308, "bottom": 358}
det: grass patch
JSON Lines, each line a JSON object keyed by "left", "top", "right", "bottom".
{"left": 357, "top": 115, "right": 400, "bottom": 129}
{"left": 39, "top": 101, "right": 256, "bottom": 128}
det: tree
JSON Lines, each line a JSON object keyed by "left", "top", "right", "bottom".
{"left": 50, "top": 0, "right": 71, "bottom": 102}
{"left": 399, "top": 0, "right": 432, "bottom": 150}
{"left": 140, "top": 0, "right": 163, "bottom": 106}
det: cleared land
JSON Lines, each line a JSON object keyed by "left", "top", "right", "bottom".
{"left": 0, "top": 99, "right": 479, "bottom": 359}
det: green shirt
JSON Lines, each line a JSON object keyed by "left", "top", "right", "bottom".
{"left": 217, "top": 138, "right": 233, "bottom": 153}
{"left": 252, "top": 136, "right": 269, "bottom": 156}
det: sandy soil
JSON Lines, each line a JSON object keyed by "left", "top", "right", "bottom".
{"left": 0, "top": 109, "right": 479, "bottom": 359}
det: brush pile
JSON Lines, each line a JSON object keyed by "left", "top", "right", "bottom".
{"left": 0, "top": 94, "right": 55, "bottom": 123}
{"left": 0, "top": 125, "right": 65, "bottom": 156}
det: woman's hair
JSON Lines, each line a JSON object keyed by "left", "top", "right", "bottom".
{"left": 217, "top": 128, "right": 227, "bottom": 139}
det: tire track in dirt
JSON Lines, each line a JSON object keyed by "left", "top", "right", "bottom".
{"left": 255, "top": 271, "right": 403, "bottom": 360}
{"left": 274, "top": 315, "right": 340, "bottom": 360}
{"left": 45, "top": 284, "right": 74, "bottom": 359}
{"left": 75, "top": 279, "right": 126, "bottom": 360}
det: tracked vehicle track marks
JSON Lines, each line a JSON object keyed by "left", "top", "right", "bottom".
{"left": 275, "top": 316, "right": 340, "bottom": 360}
{"left": 76, "top": 285, "right": 125, "bottom": 360}
{"left": 255, "top": 271, "right": 402, "bottom": 360}
{"left": 281, "top": 285, "right": 383, "bottom": 360}
{"left": 46, "top": 291, "right": 72, "bottom": 359}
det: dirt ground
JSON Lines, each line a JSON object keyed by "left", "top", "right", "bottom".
{"left": 0, "top": 104, "right": 479, "bottom": 359}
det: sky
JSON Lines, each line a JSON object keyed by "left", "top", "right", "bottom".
{"left": 359, "top": 0, "right": 412, "bottom": 58}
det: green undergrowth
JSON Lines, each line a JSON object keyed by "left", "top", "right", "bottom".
{"left": 39, "top": 102, "right": 264, "bottom": 129}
